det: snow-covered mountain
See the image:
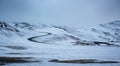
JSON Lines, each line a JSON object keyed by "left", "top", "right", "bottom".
{"left": 55, "top": 21, "right": 120, "bottom": 42}
{"left": 0, "top": 21, "right": 120, "bottom": 46}
{"left": 0, "top": 22, "right": 19, "bottom": 32}
{"left": 91, "top": 21, "right": 120, "bottom": 42}
{"left": 0, "top": 21, "right": 120, "bottom": 66}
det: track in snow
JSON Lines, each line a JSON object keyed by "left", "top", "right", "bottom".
{"left": 28, "top": 32, "right": 52, "bottom": 43}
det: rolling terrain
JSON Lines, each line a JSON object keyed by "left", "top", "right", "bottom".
{"left": 0, "top": 21, "right": 120, "bottom": 66}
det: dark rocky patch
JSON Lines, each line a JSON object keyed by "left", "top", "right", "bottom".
{"left": 0, "top": 57, "right": 40, "bottom": 65}
{"left": 64, "top": 34, "right": 80, "bottom": 40}
{"left": 0, "top": 21, "right": 19, "bottom": 32}
{"left": 53, "top": 26, "right": 68, "bottom": 31}
{"left": 14, "top": 22, "right": 38, "bottom": 30}
{"left": 73, "top": 40, "right": 120, "bottom": 47}
{"left": 49, "top": 59, "right": 120, "bottom": 64}
{"left": 4, "top": 46, "right": 27, "bottom": 50}
{"left": 7, "top": 53, "right": 41, "bottom": 55}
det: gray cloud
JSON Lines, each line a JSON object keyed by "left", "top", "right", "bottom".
{"left": 0, "top": 0, "right": 120, "bottom": 27}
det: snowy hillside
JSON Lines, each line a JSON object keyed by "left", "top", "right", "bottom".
{"left": 91, "top": 21, "right": 120, "bottom": 41}
{"left": 0, "top": 21, "right": 120, "bottom": 66}
{"left": 0, "top": 21, "right": 120, "bottom": 46}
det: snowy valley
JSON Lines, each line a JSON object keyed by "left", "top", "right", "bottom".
{"left": 0, "top": 21, "right": 120, "bottom": 66}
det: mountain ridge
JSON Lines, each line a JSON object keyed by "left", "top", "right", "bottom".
{"left": 0, "top": 21, "right": 120, "bottom": 46}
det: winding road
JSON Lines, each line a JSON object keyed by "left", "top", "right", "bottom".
{"left": 28, "top": 32, "right": 52, "bottom": 43}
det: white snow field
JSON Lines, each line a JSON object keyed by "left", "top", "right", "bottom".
{"left": 0, "top": 21, "right": 120, "bottom": 66}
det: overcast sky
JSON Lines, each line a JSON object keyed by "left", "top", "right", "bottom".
{"left": 0, "top": 0, "right": 120, "bottom": 27}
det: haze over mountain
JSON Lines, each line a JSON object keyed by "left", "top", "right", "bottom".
{"left": 0, "top": 0, "right": 120, "bottom": 27}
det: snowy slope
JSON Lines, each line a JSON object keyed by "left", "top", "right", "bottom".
{"left": 64, "top": 21, "right": 120, "bottom": 42}
{"left": 0, "top": 21, "right": 120, "bottom": 66}
{"left": 1, "top": 21, "right": 120, "bottom": 46}
{"left": 91, "top": 21, "right": 120, "bottom": 41}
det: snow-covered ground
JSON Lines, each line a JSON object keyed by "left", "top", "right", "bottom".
{"left": 0, "top": 21, "right": 120, "bottom": 66}
{"left": 1, "top": 43, "right": 120, "bottom": 66}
